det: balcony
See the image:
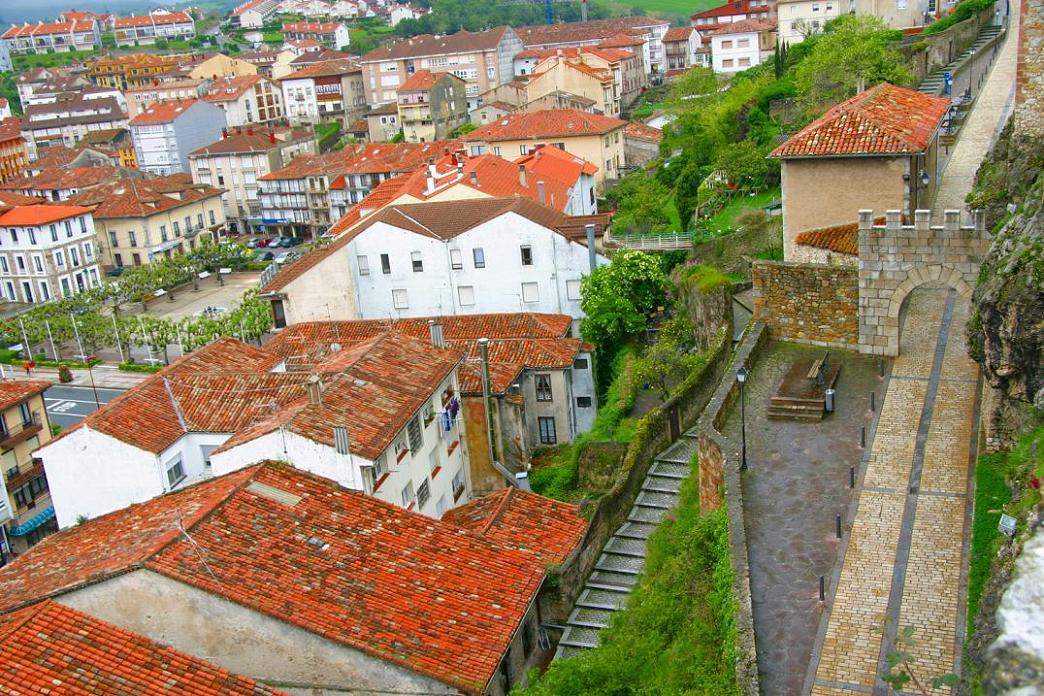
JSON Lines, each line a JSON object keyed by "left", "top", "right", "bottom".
{"left": 0, "top": 413, "right": 43, "bottom": 452}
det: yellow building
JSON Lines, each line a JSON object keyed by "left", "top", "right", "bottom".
{"left": 81, "top": 128, "right": 139, "bottom": 169}
{"left": 461, "top": 108, "right": 626, "bottom": 187}
{"left": 0, "top": 380, "right": 56, "bottom": 557}
{"left": 188, "top": 54, "right": 260, "bottom": 80}
{"left": 86, "top": 53, "right": 181, "bottom": 91}
{"left": 68, "top": 176, "right": 226, "bottom": 268}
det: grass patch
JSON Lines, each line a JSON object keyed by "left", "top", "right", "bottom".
{"left": 680, "top": 264, "right": 731, "bottom": 293}
{"left": 663, "top": 196, "right": 683, "bottom": 231}
{"left": 523, "top": 455, "right": 739, "bottom": 695}
{"left": 13, "top": 49, "right": 98, "bottom": 69}
{"left": 698, "top": 188, "right": 781, "bottom": 237}
{"left": 605, "top": 0, "right": 721, "bottom": 17}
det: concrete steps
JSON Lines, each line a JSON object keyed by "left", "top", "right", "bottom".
{"left": 553, "top": 445, "right": 688, "bottom": 660}
{"left": 918, "top": 25, "right": 1003, "bottom": 96}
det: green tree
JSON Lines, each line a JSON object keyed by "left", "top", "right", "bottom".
{"left": 605, "top": 175, "right": 672, "bottom": 235}
{"left": 794, "top": 15, "right": 911, "bottom": 112}
{"left": 713, "top": 140, "right": 772, "bottom": 190}
{"left": 580, "top": 249, "right": 668, "bottom": 349}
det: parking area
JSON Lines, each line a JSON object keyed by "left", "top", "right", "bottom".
{"left": 141, "top": 271, "right": 262, "bottom": 322}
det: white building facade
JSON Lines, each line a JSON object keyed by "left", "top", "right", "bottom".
{"left": 0, "top": 206, "right": 101, "bottom": 305}
{"left": 131, "top": 100, "right": 228, "bottom": 175}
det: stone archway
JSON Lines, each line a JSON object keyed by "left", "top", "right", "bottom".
{"left": 857, "top": 208, "right": 990, "bottom": 356}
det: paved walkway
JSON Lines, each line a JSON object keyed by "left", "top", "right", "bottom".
{"left": 806, "top": 286, "right": 980, "bottom": 695}
{"left": 933, "top": 0, "right": 1021, "bottom": 220}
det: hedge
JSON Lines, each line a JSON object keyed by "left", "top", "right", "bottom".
{"left": 118, "top": 362, "right": 165, "bottom": 374}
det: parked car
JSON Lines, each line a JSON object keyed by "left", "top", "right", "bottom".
{"left": 275, "top": 252, "right": 292, "bottom": 264}
{"left": 256, "top": 238, "right": 273, "bottom": 248}
{"left": 106, "top": 267, "right": 126, "bottom": 277}
{"left": 245, "top": 238, "right": 259, "bottom": 249}
{"left": 256, "top": 251, "right": 274, "bottom": 261}
{"left": 286, "top": 237, "right": 305, "bottom": 247}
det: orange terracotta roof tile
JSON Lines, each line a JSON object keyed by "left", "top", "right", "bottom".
{"left": 794, "top": 215, "right": 903, "bottom": 255}
{"left": 0, "top": 464, "right": 586, "bottom": 694}
{"left": 710, "top": 18, "right": 776, "bottom": 34}
{"left": 261, "top": 141, "right": 454, "bottom": 180}
{"left": 202, "top": 75, "right": 262, "bottom": 102}
{"left": 691, "top": 0, "right": 770, "bottom": 19}
{"left": 398, "top": 68, "right": 441, "bottom": 91}
{"left": 283, "top": 21, "right": 344, "bottom": 32}
{"left": 130, "top": 98, "right": 203, "bottom": 125}
{"left": 67, "top": 176, "right": 223, "bottom": 219}
{"left": 663, "top": 26, "right": 697, "bottom": 42}
{"left": 0, "top": 205, "right": 91, "bottom": 226}
{"left": 0, "top": 380, "right": 50, "bottom": 412}
{"left": 769, "top": 83, "right": 951, "bottom": 158}
{"left": 461, "top": 108, "right": 626, "bottom": 142}
{"left": 282, "top": 57, "right": 359, "bottom": 80}
{"left": 360, "top": 27, "right": 511, "bottom": 62}
{"left": 442, "top": 487, "right": 587, "bottom": 564}
{"left": 0, "top": 192, "right": 43, "bottom": 208}
{"left": 516, "top": 16, "right": 665, "bottom": 47}
{"left": 114, "top": 11, "right": 192, "bottom": 28}
{"left": 0, "top": 601, "right": 285, "bottom": 695}
{"left": 624, "top": 121, "right": 663, "bottom": 143}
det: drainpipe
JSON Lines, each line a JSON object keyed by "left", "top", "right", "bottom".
{"left": 478, "top": 338, "right": 496, "bottom": 471}
{"left": 585, "top": 223, "right": 597, "bottom": 272}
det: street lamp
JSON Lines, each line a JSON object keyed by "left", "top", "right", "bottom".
{"left": 736, "top": 366, "right": 749, "bottom": 471}
{"left": 85, "top": 355, "right": 100, "bottom": 410}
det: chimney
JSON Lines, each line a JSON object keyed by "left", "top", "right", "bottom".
{"left": 427, "top": 156, "right": 436, "bottom": 179}
{"left": 537, "top": 181, "right": 545, "bottom": 204}
{"left": 428, "top": 319, "right": 445, "bottom": 348}
{"left": 456, "top": 160, "right": 464, "bottom": 176}
{"left": 518, "top": 164, "right": 527, "bottom": 188}
{"left": 469, "top": 170, "right": 478, "bottom": 185}
{"left": 269, "top": 131, "right": 276, "bottom": 144}
{"left": 305, "top": 374, "right": 323, "bottom": 405}
{"left": 221, "top": 128, "right": 228, "bottom": 139}
{"left": 425, "top": 169, "right": 435, "bottom": 193}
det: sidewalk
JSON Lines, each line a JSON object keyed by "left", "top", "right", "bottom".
{"left": 0, "top": 363, "right": 149, "bottom": 390}
{"left": 933, "top": 2, "right": 1021, "bottom": 219}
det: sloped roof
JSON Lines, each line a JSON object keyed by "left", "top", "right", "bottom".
{"left": 710, "top": 18, "right": 776, "bottom": 34}
{"left": 202, "top": 75, "right": 262, "bottom": 102}
{"left": 1, "top": 166, "right": 136, "bottom": 194}
{"left": 22, "top": 96, "right": 125, "bottom": 130}
{"left": 0, "top": 205, "right": 92, "bottom": 226}
{"left": 0, "top": 381, "right": 50, "bottom": 412}
{"left": 624, "top": 120, "right": 663, "bottom": 143}
{"left": 114, "top": 11, "right": 192, "bottom": 28}
{"left": 515, "top": 16, "right": 666, "bottom": 47}
{"left": 794, "top": 215, "right": 898, "bottom": 255}
{"left": 398, "top": 68, "right": 442, "bottom": 91}
{"left": 0, "top": 601, "right": 285, "bottom": 696}
{"left": 130, "top": 98, "right": 205, "bottom": 125}
{"left": 282, "top": 58, "right": 359, "bottom": 80}
{"left": 0, "top": 464, "right": 586, "bottom": 693}
{"left": 260, "top": 141, "right": 452, "bottom": 180}
{"left": 462, "top": 108, "right": 626, "bottom": 142}
{"left": 67, "top": 177, "right": 223, "bottom": 219}
{"left": 360, "top": 27, "right": 511, "bottom": 62}
{"left": 691, "top": 0, "right": 770, "bottom": 20}
{"left": 190, "top": 127, "right": 311, "bottom": 156}
{"left": 0, "top": 192, "right": 44, "bottom": 208}
{"left": 663, "top": 26, "right": 697, "bottom": 41}
{"left": 283, "top": 21, "right": 344, "bottom": 32}
{"left": 769, "top": 83, "right": 951, "bottom": 158}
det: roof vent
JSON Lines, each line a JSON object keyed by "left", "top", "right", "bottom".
{"left": 330, "top": 342, "right": 342, "bottom": 352}
{"left": 246, "top": 481, "right": 302, "bottom": 506}
{"left": 306, "top": 536, "right": 330, "bottom": 551}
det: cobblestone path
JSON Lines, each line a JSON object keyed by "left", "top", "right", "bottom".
{"left": 807, "top": 286, "right": 980, "bottom": 695}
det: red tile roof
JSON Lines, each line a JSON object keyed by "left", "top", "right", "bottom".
{"left": 67, "top": 176, "right": 223, "bottom": 219}
{"left": 0, "top": 381, "right": 50, "bottom": 412}
{"left": 130, "top": 98, "right": 204, "bottom": 125}
{"left": 1, "top": 165, "right": 134, "bottom": 194}
{"left": 663, "top": 26, "right": 697, "bottom": 42}
{"left": 360, "top": 27, "right": 512, "bottom": 62}
{"left": 0, "top": 464, "right": 585, "bottom": 694}
{"left": 282, "top": 57, "right": 359, "bottom": 80}
{"left": 1, "top": 20, "right": 95, "bottom": 39}
{"left": 114, "top": 11, "right": 192, "bottom": 28}
{"left": 769, "top": 83, "right": 951, "bottom": 158}
{"left": 283, "top": 21, "right": 344, "bottom": 33}
{"left": 515, "top": 16, "right": 665, "bottom": 48}
{"left": 398, "top": 68, "right": 441, "bottom": 92}
{"left": 794, "top": 215, "right": 897, "bottom": 255}
{"left": 261, "top": 141, "right": 453, "bottom": 180}
{"left": 710, "top": 18, "right": 776, "bottom": 34}
{"left": 0, "top": 205, "right": 91, "bottom": 226}
{"left": 202, "top": 75, "right": 262, "bottom": 102}
{"left": 462, "top": 109, "right": 626, "bottom": 142}
{"left": 597, "top": 32, "right": 646, "bottom": 48}
{"left": 691, "top": 0, "right": 770, "bottom": 20}
{"left": 624, "top": 121, "right": 663, "bottom": 143}
{"left": 442, "top": 487, "right": 587, "bottom": 564}
{"left": 0, "top": 601, "right": 285, "bottom": 695}
{"left": 0, "top": 192, "right": 43, "bottom": 208}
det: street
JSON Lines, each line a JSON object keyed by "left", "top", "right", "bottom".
{"left": 44, "top": 385, "right": 125, "bottom": 431}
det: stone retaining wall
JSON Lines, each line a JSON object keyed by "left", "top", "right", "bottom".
{"left": 694, "top": 321, "right": 769, "bottom": 696}
{"left": 902, "top": 6, "right": 998, "bottom": 84}
{"left": 752, "top": 260, "right": 859, "bottom": 349}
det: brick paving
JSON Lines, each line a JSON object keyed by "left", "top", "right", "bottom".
{"left": 807, "top": 286, "right": 980, "bottom": 695}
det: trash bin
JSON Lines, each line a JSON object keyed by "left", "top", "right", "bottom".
{"left": 824, "top": 388, "right": 835, "bottom": 413}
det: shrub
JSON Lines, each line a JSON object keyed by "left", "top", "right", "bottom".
{"left": 119, "top": 361, "right": 164, "bottom": 374}
{"left": 923, "top": 0, "right": 995, "bottom": 34}
{"left": 58, "top": 366, "right": 73, "bottom": 383}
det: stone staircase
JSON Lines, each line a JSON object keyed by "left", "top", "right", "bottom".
{"left": 554, "top": 431, "right": 697, "bottom": 659}
{"left": 918, "top": 24, "right": 1002, "bottom": 96}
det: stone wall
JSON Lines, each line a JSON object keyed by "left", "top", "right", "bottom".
{"left": 752, "top": 260, "right": 859, "bottom": 348}
{"left": 694, "top": 321, "right": 769, "bottom": 696}
{"left": 901, "top": 6, "right": 999, "bottom": 84}
{"left": 1015, "top": 0, "right": 1043, "bottom": 137}
{"left": 857, "top": 209, "right": 991, "bottom": 356}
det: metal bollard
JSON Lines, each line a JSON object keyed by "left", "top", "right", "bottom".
{"left": 819, "top": 576, "right": 825, "bottom": 601}
{"left": 850, "top": 466, "right": 856, "bottom": 488}
{"left": 870, "top": 391, "right": 876, "bottom": 412}
{"left": 861, "top": 426, "right": 866, "bottom": 448}
{"left": 836, "top": 514, "right": 842, "bottom": 539}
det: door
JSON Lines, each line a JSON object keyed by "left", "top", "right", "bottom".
{"left": 271, "top": 299, "right": 287, "bottom": 329}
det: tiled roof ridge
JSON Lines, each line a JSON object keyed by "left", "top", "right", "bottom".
{"left": 477, "top": 487, "right": 515, "bottom": 535}
{"left": 162, "top": 376, "right": 190, "bottom": 434}
{"left": 0, "top": 598, "right": 43, "bottom": 642}
{"left": 389, "top": 206, "right": 436, "bottom": 236}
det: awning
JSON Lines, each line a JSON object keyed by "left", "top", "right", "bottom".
{"left": 9, "top": 505, "right": 55, "bottom": 536}
{"left": 148, "top": 239, "right": 183, "bottom": 256}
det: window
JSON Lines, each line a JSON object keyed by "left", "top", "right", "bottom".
{"left": 392, "top": 288, "right": 408, "bottom": 309}
{"left": 373, "top": 452, "right": 386, "bottom": 478}
{"left": 165, "top": 458, "right": 186, "bottom": 488}
{"left": 0, "top": 257, "right": 6, "bottom": 273}
{"left": 83, "top": 242, "right": 93, "bottom": 259}
{"left": 357, "top": 255, "right": 370, "bottom": 275}
{"left": 416, "top": 479, "right": 430, "bottom": 508}
{"left": 573, "top": 358, "right": 589, "bottom": 370}
{"left": 535, "top": 373, "right": 553, "bottom": 401}
{"left": 455, "top": 285, "right": 476, "bottom": 306}
{"left": 380, "top": 253, "right": 391, "bottom": 274}
{"left": 577, "top": 396, "right": 593, "bottom": 408}
{"left": 114, "top": 253, "right": 123, "bottom": 267}
{"left": 49, "top": 225, "right": 58, "bottom": 242}
{"left": 173, "top": 222, "right": 180, "bottom": 237}
{"left": 64, "top": 220, "right": 72, "bottom": 238}
{"left": 738, "top": 57, "right": 751, "bottom": 67}
{"left": 721, "top": 39, "right": 733, "bottom": 49}
{"left": 109, "top": 231, "right": 118, "bottom": 247}
{"left": 451, "top": 468, "right": 466, "bottom": 499}
{"left": 197, "top": 213, "right": 204, "bottom": 228}
{"left": 159, "top": 225, "right": 168, "bottom": 242}
{"left": 472, "top": 248, "right": 485, "bottom": 268}
{"left": 722, "top": 58, "right": 735, "bottom": 68}
{"left": 521, "top": 281, "right": 539, "bottom": 304}
{"left": 128, "top": 231, "right": 137, "bottom": 247}
{"left": 79, "top": 217, "right": 87, "bottom": 234}
{"left": 520, "top": 245, "right": 533, "bottom": 266}
{"left": 15, "top": 256, "right": 24, "bottom": 272}
{"left": 566, "top": 279, "right": 581, "bottom": 301}
{"left": 9, "top": 230, "right": 16, "bottom": 243}
{"left": 407, "top": 415, "right": 423, "bottom": 453}
{"left": 449, "top": 248, "right": 463, "bottom": 270}
{"left": 401, "top": 481, "right": 415, "bottom": 507}
{"left": 70, "top": 248, "right": 79, "bottom": 266}
{"left": 132, "top": 253, "right": 141, "bottom": 265}
{"left": 209, "top": 209, "right": 216, "bottom": 225}
{"left": 411, "top": 251, "right": 423, "bottom": 272}
{"left": 538, "top": 417, "right": 557, "bottom": 445}
{"left": 32, "top": 256, "right": 43, "bottom": 273}
{"left": 492, "top": 146, "right": 501, "bottom": 156}
{"left": 737, "top": 38, "right": 750, "bottom": 48}
{"left": 28, "top": 229, "right": 36, "bottom": 245}
{"left": 519, "top": 144, "right": 529, "bottom": 155}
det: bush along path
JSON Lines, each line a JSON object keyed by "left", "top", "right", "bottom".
{"left": 555, "top": 430, "right": 699, "bottom": 657}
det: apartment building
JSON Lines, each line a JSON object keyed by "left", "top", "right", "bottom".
{"left": 125, "top": 79, "right": 207, "bottom": 119}
{"left": 359, "top": 27, "right": 523, "bottom": 109}
{"left": 130, "top": 99, "right": 227, "bottom": 175}
{"left": 1, "top": 19, "right": 99, "bottom": 57}
{"left": 0, "top": 204, "right": 101, "bottom": 305}
{"left": 202, "top": 75, "right": 284, "bottom": 127}
{"left": 81, "top": 128, "right": 138, "bottom": 168}
{"left": 282, "top": 21, "right": 352, "bottom": 49}
{"left": 366, "top": 102, "right": 400, "bottom": 141}
{"left": 515, "top": 17, "right": 669, "bottom": 74}
{"left": 279, "top": 58, "right": 366, "bottom": 126}
{"left": 663, "top": 26, "right": 705, "bottom": 72}
{"left": 85, "top": 53, "right": 181, "bottom": 91}
{"left": 0, "top": 380, "right": 55, "bottom": 557}
{"left": 691, "top": 0, "right": 774, "bottom": 49}
{"left": 710, "top": 19, "right": 777, "bottom": 74}
{"left": 113, "top": 10, "right": 196, "bottom": 48}
{"left": 19, "top": 95, "right": 129, "bottom": 161}
{"left": 259, "top": 141, "right": 445, "bottom": 238}
{"left": 189, "top": 127, "right": 317, "bottom": 234}
{"left": 230, "top": 0, "right": 280, "bottom": 28}
{"left": 462, "top": 108, "right": 626, "bottom": 186}
{"left": 0, "top": 120, "right": 29, "bottom": 185}
{"left": 397, "top": 70, "right": 468, "bottom": 143}
{"left": 0, "top": 164, "right": 140, "bottom": 202}
{"left": 68, "top": 176, "right": 226, "bottom": 267}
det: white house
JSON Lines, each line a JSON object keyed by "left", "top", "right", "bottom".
{"left": 201, "top": 75, "right": 284, "bottom": 127}
{"left": 230, "top": 0, "right": 280, "bottom": 28}
{"left": 113, "top": 10, "right": 195, "bottom": 47}
{"left": 130, "top": 98, "right": 227, "bottom": 175}
{"left": 282, "top": 21, "right": 351, "bottom": 50}
{"left": 260, "top": 197, "right": 607, "bottom": 328}
{"left": 35, "top": 333, "right": 473, "bottom": 528}
{"left": 710, "top": 19, "right": 777, "bottom": 74}
{"left": 0, "top": 204, "right": 101, "bottom": 304}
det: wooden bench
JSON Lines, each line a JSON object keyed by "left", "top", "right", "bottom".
{"left": 806, "top": 352, "right": 830, "bottom": 381}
